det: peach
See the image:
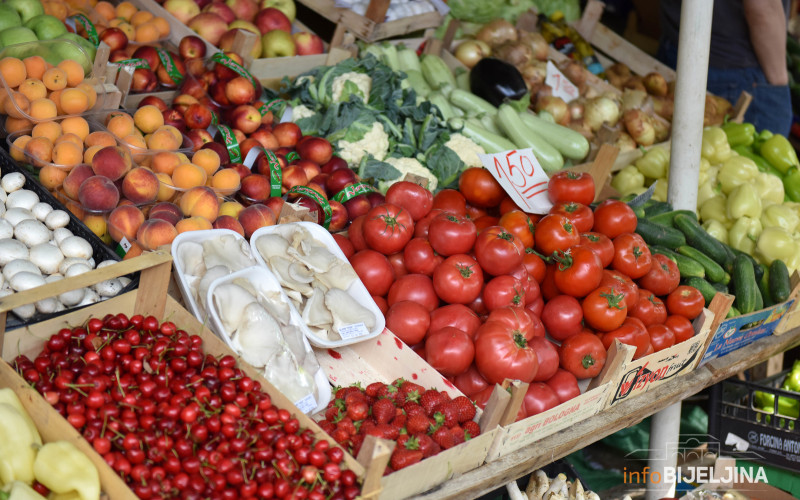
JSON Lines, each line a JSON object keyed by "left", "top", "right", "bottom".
{"left": 219, "top": 200, "right": 244, "bottom": 218}
{"left": 152, "top": 151, "right": 182, "bottom": 175}
{"left": 85, "top": 131, "right": 117, "bottom": 148}
{"left": 178, "top": 185, "right": 219, "bottom": 221}
{"left": 83, "top": 145, "right": 104, "bottom": 164}
{"left": 121, "top": 167, "right": 160, "bottom": 205}
{"left": 91, "top": 146, "right": 132, "bottom": 181}
{"left": 237, "top": 203, "right": 276, "bottom": 238}
{"left": 149, "top": 201, "right": 183, "bottom": 225}
{"left": 239, "top": 173, "right": 270, "bottom": 202}
{"left": 176, "top": 216, "right": 213, "bottom": 233}
{"left": 108, "top": 204, "right": 145, "bottom": 242}
{"left": 155, "top": 173, "right": 177, "bottom": 202}
{"left": 39, "top": 165, "right": 68, "bottom": 191}
{"left": 63, "top": 164, "right": 95, "bottom": 200}
{"left": 78, "top": 175, "right": 120, "bottom": 212}
{"left": 212, "top": 214, "right": 244, "bottom": 236}
{"left": 137, "top": 218, "right": 178, "bottom": 250}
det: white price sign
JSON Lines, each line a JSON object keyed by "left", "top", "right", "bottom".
{"left": 478, "top": 148, "right": 553, "bottom": 214}
{"left": 545, "top": 60, "right": 579, "bottom": 102}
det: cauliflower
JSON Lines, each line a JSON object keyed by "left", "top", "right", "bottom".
{"left": 380, "top": 157, "right": 438, "bottom": 193}
{"left": 337, "top": 122, "right": 389, "bottom": 167}
{"left": 291, "top": 104, "right": 316, "bottom": 122}
{"left": 331, "top": 72, "right": 372, "bottom": 102}
{"left": 445, "top": 133, "right": 485, "bottom": 168}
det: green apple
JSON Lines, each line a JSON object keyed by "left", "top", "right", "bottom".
{"left": 0, "top": 26, "right": 37, "bottom": 49}
{"left": 25, "top": 15, "right": 67, "bottom": 40}
{"left": 5, "top": 0, "right": 45, "bottom": 24}
{"left": 261, "top": 29, "right": 295, "bottom": 58}
{"left": 0, "top": 5, "right": 22, "bottom": 33}
{"left": 55, "top": 33, "right": 95, "bottom": 69}
{"left": 260, "top": 0, "right": 295, "bottom": 22}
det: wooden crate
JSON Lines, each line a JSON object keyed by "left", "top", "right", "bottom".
{"left": 253, "top": 47, "right": 353, "bottom": 90}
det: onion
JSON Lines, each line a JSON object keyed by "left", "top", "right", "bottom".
{"left": 568, "top": 120, "right": 594, "bottom": 141}
{"left": 454, "top": 40, "right": 490, "bottom": 69}
{"left": 495, "top": 41, "right": 533, "bottom": 69}
{"left": 652, "top": 96, "right": 674, "bottom": 120}
{"left": 521, "top": 62, "right": 546, "bottom": 90}
{"left": 653, "top": 117, "right": 670, "bottom": 142}
{"left": 568, "top": 99, "right": 585, "bottom": 121}
{"left": 621, "top": 89, "right": 648, "bottom": 112}
{"left": 559, "top": 60, "right": 587, "bottom": 94}
{"left": 643, "top": 72, "right": 668, "bottom": 97}
{"left": 584, "top": 96, "right": 620, "bottom": 131}
{"left": 615, "top": 132, "right": 637, "bottom": 152}
{"left": 476, "top": 19, "right": 517, "bottom": 48}
{"left": 623, "top": 109, "right": 655, "bottom": 146}
{"left": 623, "top": 75, "right": 646, "bottom": 92}
{"left": 535, "top": 95, "right": 569, "bottom": 125}
{"left": 605, "top": 62, "right": 631, "bottom": 88}
{"left": 518, "top": 30, "right": 549, "bottom": 61}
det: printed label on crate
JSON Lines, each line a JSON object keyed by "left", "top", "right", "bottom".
{"left": 545, "top": 61, "right": 579, "bottom": 102}
{"left": 717, "top": 414, "right": 800, "bottom": 470}
{"left": 294, "top": 394, "right": 317, "bottom": 414}
{"left": 478, "top": 148, "right": 553, "bottom": 214}
{"left": 338, "top": 322, "right": 369, "bottom": 340}
{"left": 700, "top": 299, "right": 796, "bottom": 365}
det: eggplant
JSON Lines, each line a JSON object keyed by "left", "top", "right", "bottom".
{"left": 469, "top": 58, "right": 528, "bottom": 107}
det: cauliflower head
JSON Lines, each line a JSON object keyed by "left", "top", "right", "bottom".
{"left": 291, "top": 104, "right": 316, "bottom": 122}
{"left": 332, "top": 72, "right": 372, "bottom": 102}
{"left": 379, "top": 157, "right": 438, "bottom": 193}
{"left": 445, "top": 133, "right": 485, "bottom": 169}
{"left": 336, "top": 122, "right": 389, "bottom": 167}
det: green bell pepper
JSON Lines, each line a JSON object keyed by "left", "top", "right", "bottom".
{"left": 756, "top": 226, "right": 798, "bottom": 265}
{"left": 783, "top": 370, "right": 800, "bottom": 393}
{"left": 754, "top": 172, "right": 786, "bottom": 205}
{"left": 754, "top": 390, "right": 800, "bottom": 418}
{"left": 761, "top": 203, "right": 800, "bottom": 232}
{"left": 702, "top": 126, "right": 732, "bottom": 165}
{"left": 727, "top": 183, "right": 762, "bottom": 219}
{"left": 759, "top": 134, "right": 799, "bottom": 175}
{"left": 719, "top": 155, "right": 759, "bottom": 194}
{"left": 754, "top": 129, "right": 774, "bottom": 150}
{"left": 733, "top": 145, "right": 784, "bottom": 177}
{"left": 722, "top": 122, "right": 756, "bottom": 148}
{"left": 697, "top": 180, "right": 722, "bottom": 208}
{"left": 611, "top": 165, "right": 646, "bottom": 196}
{"left": 702, "top": 219, "right": 729, "bottom": 245}
{"left": 700, "top": 195, "right": 733, "bottom": 227}
{"left": 729, "top": 216, "right": 763, "bottom": 255}
{"left": 635, "top": 146, "right": 669, "bottom": 179}
{"left": 783, "top": 167, "right": 800, "bottom": 202}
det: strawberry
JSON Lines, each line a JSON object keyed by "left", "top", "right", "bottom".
{"left": 420, "top": 390, "right": 445, "bottom": 416}
{"left": 403, "top": 402, "right": 425, "bottom": 418}
{"left": 334, "top": 386, "right": 347, "bottom": 399}
{"left": 336, "top": 417, "right": 356, "bottom": 436}
{"left": 331, "top": 427, "right": 350, "bottom": 444}
{"left": 346, "top": 400, "right": 369, "bottom": 421}
{"left": 414, "top": 433, "right": 441, "bottom": 458}
{"left": 389, "top": 438, "right": 423, "bottom": 470}
{"left": 396, "top": 433, "right": 410, "bottom": 448}
{"left": 375, "top": 423, "right": 399, "bottom": 440}
{"left": 433, "top": 401, "right": 459, "bottom": 428}
{"left": 450, "top": 425, "right": 466, "bottom": 446}
{"left": 432, "top": 427, "right": 455, "bottom": 449}
{"left": 452, "top": 396, "right": 477, "bottom": 423}
{"left": 406, "top": 413, "right": 432, "bottom": 435}
{"left": 365, "top": 382, "right": 386, "bottom": 398}
{"left": 371, "top": 398, "right": 395, "bottom": 425}
{"left": 359, "top": 419, "right": 377, "bottom": 436}
{"left": 350, "top": 433, "right": 365, "bottom": 456}
{"left": 463, "top": 420, "right": 481, "bottom": 439}
{"left": 320, "top": 420, "right": 335, "bottom": 435}
{"left": 377, "top": 383, "right": 399, "bottom": 401}
{"left": 344, "top": 390, "right": 367, "bottom": 406}
{"left": 325, "top": 399, "right": 345, "bottom": 422}
{"left": 398, "top": 380, "right": 425, "bottom": 402}
{"left": 391, "top": 413, "right": 407, "bottom": 429}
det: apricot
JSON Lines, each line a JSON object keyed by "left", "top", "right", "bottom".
{"left": 59, "top": 88, "right": 90, "bottom": 115}
{"left": 218, "top": 200, "right": 244, "bottom": 218}
{"left": 4, "top": 117, "right": 32, "bottom": 133}
{"left": 152, "top": 151, "right": 181, "bottom": 175}
{"left": 31, "top": 120, "right": 61, "bottom": 143}
{"left": 176, "top": 216, "right": 212, "bottom": 234}
{"left": 52, "top": 141, "right": 83, "bottom": 168}
{"left": 62, "top": 116, "right": 90, "bottom": 140}
{"left": 55, "top": 133, "right": 84, "bottom": 148}
{"left": 155, "top": 173, "right": 177, "bottom": 202}
{"left": 82, "top": 214, "right": 109, "bottom": 241}
{"left": 57, "top": 60, "right": 85, "bottom": 87}
{"left": 29, "top": 98, "right": 57, "bottom": 120}
{"left": 171, "top": 162, "right": 206, "bottom": 189}
{"left": 5, "top": 92, "right": 30, "bottom": 119}
{"left": 0, "top": 57, "right": 26, "bottom": 88}
{"left": 107, "top": 113, "right": 136, "bottom": 139}
{"left": 146, "top": 128, "right": 179, "bottom": 150}
{"left": 23, "top": 56, "right": 46, "bottom": 81}
{"left": 210, "top": 168, "right": 240, "bottom": 195}
{"left": 133, "top": 105, "right": 164, "bottom": 134}
{"left": 77, "top": 83, "right": 97, "bottom": 108}
{"left": 85, "top": 130, "right": 116, "bottom": 148}
{"left": 178, "top": 186, "right": 219, "bottom": 222}
{"left": 39, "top": 164, "right": 68, "bottom": 190}
{"left": 191, "top": 149, "right": 220, "bottom": 177}
{"left": 42, "top": 67, "right": 67, "bottom": 91}
{"left": 18, "top": 79, "right": 47, "bottom": 101}
{"left": 10, "top": 135, "right": 31, "bottom": 162}
{"left": 24, "top": 136, "right": 53, "bottom": 166}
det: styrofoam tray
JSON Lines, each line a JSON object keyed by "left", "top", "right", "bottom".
{"left": 206, "top": 266, "right": 330, "bottom": 415}
{"left": 249, "top": 221, "right": 385, "bottom": 348}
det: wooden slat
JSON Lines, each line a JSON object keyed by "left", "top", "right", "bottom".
{"left": 478, "top": 384, "right": 512, "bottom": 432}
{"left": 587, "top": 23, "right": 676, "bottom": 80}
{"left": 357, "top": 436, "right": 394, "bottom": 499}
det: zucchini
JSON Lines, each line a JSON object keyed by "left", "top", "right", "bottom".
{"left": 450, "top": 118, "right": 517, "bottom": 154}
{"left": 455, "top": 70, "right": 471, "bottom": 92}
{"left": 676, "top": 246, "right": 727, "bottom": 283}
{"left": 636, "top": 218, "right": 686, "bottom": 250}
{"left": 684, "top": 276, "right": 717, "bottom": 306}
{"left": 632, "top": 205, "right": 646, "bottom": 219}
{"left": 428, "top": 92, "right": 458, "bottom": 120}
{"left": 479, "top": 113, "right": 502, "bottom": 135}
{"left": 403, "top": 70, "right": 431, "bottom": 98}
{"left": 449, "top": 88, "right": 497, "bottom": 116}
{"left": 769, "top": 259, "right": 792, "bottom": 303}
{"left": 733, "top": 254, "right": 758, "bottom": 314}
{"left": 650, "top": 245, "right": 705, "bottom": 279}
{"left": 517, "top": 111, "right": 590, "bottom": 161}
{"left": 646, "top": 209, "right": 697, "bottom": 227}
{"left": 420, "top": 54, "right": 456, "bottom": 90}
{"left": 396, "top": 46, "right": 421, "bottom": 73}
{"left": 754, "top": 282, "right": 764, "bottom": 312}
{"left": 643, "top": 201, "right": 673, "bottom": 217}
{"left": 497, "top": 104, "right": 564, "bottom": 173}
{"left": 673, "top": 214, "right": 731, "bottom": 269}
{"left": 711, "top": 281, "right": 729, "bottom": 294}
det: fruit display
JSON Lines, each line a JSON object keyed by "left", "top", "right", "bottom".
{"left": 83, "top": 0, "right": 171, "bottom": 45}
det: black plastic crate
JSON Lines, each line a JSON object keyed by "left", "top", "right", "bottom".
{"left": 709, "top": 371, "right": 800, "bottom": 472}
{"left": 0, "top": 147, "right": 138, "bottom": 330}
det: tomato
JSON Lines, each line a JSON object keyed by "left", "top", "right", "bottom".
{"left": 647, "top": 324, "right": 676, "bottom": 352}
{"left": 474, "top": 321, "right": 538, "bottom": 384}
{"left": 432, "top": 189, "right": 466, "bottom": 216}
{"left": 385, "top": 301, "right": 430, "bottom": 346}
{"left": 499, "top": 195, "right": 520, "bottom": 215}
{"left": 637, "top": 254, "right": 680, "bottom": 296}
{"left": 523, "top": 251, "right": 547, "bottom": 284}
{"left": 467, "top": 294, "right": 489, "bottom": 316}
{"left": 580, "top": 232, "right": 614, "bottom": 268}
{"left": 473, "top": 215, "right": 499, "bottom": 233}
{"left": 452, "top": 364, "right": 489, "bottom": 397}
{"left": 599, "top": 270, "right": 640, "bottom": 311}
{"left": 466, "top": 204, "right": 488, "bottom": 221}
{"left": 522, "top": 383, "right": 560, "bottom": 417}
{"left": 387, "top": 274, "right": 439, "bottom": 311}
{"left": 363, "top": 204, "right": 415, "bottom": 255}
{"left": 547, "top": 170, "right": 595, "bottom": 206}
{"left": 541, "top": 295, "right": 583, "bottom": 341}
{"left": 545, "top": 369, "right": 581, "bottom": 403}
{"left": 582, "top": 285, "right": 628, "bottom": 332}
{"left": 602, "top": 317, "right": 651, "bottom": 359}
{"left": 612, "top": 233, "right": 653, "bottom": 279}
{"left": 665, "top": 315, "right": 695, "bottom": 343}
{"left": 349, "top": 250, "right": 395, "bottom": 296}
{"left": 629, "top": 290, "right": 668, "bottom": 326}
{"left": 666, "top": 285, "right": 705, "bottom": 319}
{"left": 348, "top": 215, "right": 368, "bottom": 252}
{"left": 525, "top": 296, "right": 544, "bottom": 319}
{"left": 432, "top": 254, "right": 484, "bottom": 305}
{"left": 559, "top": 332, "right": 606, "bottom": 379}
{"left": 552, "top": 245, "right": 603, "bottom": 297}
{"left": 428, "top": 212, "right": 477, "bottom": 257}
{"left": 592, "top": 200, "right": 637, "bottom": 238}
{"left": 412, "top": 343, "right": 426, "bottom": 360}
{"left": 540, "top": 264, "right": 560, "bottom": 301}
{"left": 483, "top": 275, "right": 526, "bottom": 311}
{"left": 385, "top": 181, "right": 433, "bottom": 221}
{"left": 332, "top": 233, "right": 354, "bottom": 259}
{"left": 471, "top": 386, "right": 495, "bottom": 411}
{"left": 529, "top": 337, "right": 559, "bottom": 382}
{"left": 550, "top": 201, "right": 594, "bottom": 233}
{"left": 499, "top": 210, "right": 536, "bottom": 248}
{"left": 459, "top": 167, "right": 505, "bottom": 208}
{"left": 429, "top": 304, "right": 482, "bottom": 340}
{"left": 425, "top": 327, "right": 475, "bottom": 377}
{"left": 510, "top": 264, "right": 540, "bottom": 306}
{"left": 487, "top": 307, "right": 543, "bottom": 338}
{"left": 414, "top": 208, "right": 444, "bottom": 239}
{"left": 534, "top": 214, "right": 580, "bottom": 256}
{"left": 403, "top": 238, "right": 442, "bottom": 276}
{"left": 474, "top": 226, "right": 525, "bottom": 276}
{"left": 387, "top": 252, "right": 407, "bottom": 279}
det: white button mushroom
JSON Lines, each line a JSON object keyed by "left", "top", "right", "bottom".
{"left": 3, "top": 259, "right": 42, "bottom": 281}
{"left": 78, "top": 288, "right": 99, "bottom": 306}
{"left": 4, "top": 207, "right": 35, "bottom": 227}
{"left": 95, "top": 279, "right": 123, "bottom": 297}
{"left": 118, "top": 276, "right": 132, "bottom": 287}
{"left": 59, "top": 257, "right": 91, "bottom": 275}
{"left": 9, "top": 271, "right": 46, "bottom": 292}
{"left": 52, "top": 227, "right": 74, "bottom": 245}
{"left": 65, "top": 263, "right": 92, "bottom": 277}
{"left": 0, "top": 219, "right": 12, "bottom": 239}
{"left": 97, "top": 260, "right": 118, "bottom": 268}
{"left": 14, "top": 219, "right": 51, "bottom": 247}
{"left": 29, "top": 243, "right": 65, "bottom": 275}
{"left": 44, "top": 210, "right": 70, "bottom": 230}
{"left": 47, "top": 276, "right": 86, "bottom": 307}
{"left": 35, "top": 298, "right": 58, "bottom": 314}
{"left": 59, "top": 236, "right": 93, "bottom": 260}
{"left": 31, "top": 202, "right": 53, "bottom": 221}
{"left": 6, "top": 189, "right": 39, "bottom": 211}
{"left": 1, "top": 172, "right": 25, "bottom": 193}
{"left": 0, "top": 238, "right": 29, "bottom": 265}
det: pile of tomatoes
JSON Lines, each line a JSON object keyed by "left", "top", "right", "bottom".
{"left": 333, "top": 168, "right": 705, "bottom": 422}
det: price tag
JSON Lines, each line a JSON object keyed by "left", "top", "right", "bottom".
{"left": 294, "top": 394, "right": 317, "bottom": 414}
{"left": 115, "top": 237, "right": 132, "bottom": 258}
{"left": 478, "top": 148, "right": 553, "bottom": 214}
{"left": 545, "top": 61, "right": 579, "bottom": 102}
{"left": 338, "top": 322, "right": 369, "bottom": 339}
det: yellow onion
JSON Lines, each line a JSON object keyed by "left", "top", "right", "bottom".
{"left": 476, "top": 19, "right": 517, "bottom": 48}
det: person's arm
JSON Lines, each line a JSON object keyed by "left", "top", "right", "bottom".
{"left": 743, "top": 0, "right": 789, "bottom": 85}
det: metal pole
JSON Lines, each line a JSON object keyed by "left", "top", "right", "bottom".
{"left": 650, "top": 1, "right": 713, "bottom": 499}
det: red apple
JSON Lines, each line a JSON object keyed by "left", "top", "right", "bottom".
{"left": 138, "top": 96, "right": 168, "bottom": 112}
{"left": 293, "top": 31, "right": 324, "bottom": 56}
{"left": 250, "top": 128, "right": 279, "bottom": 150}
{"left": 131, "top": 69, "right": 157, "bottom": 92}
{"left": 260, "top": 29, "right": 295, "bottom": 58}
{"left": 254, "top": 7, "right": 291, "bottom": 34}
{"left": 186, "top": 129, "right": 213, "bottom": 151}
{"left": 132, "top": 46, "right": 160, "bottom": 73}
{"left": 328, "top": 200, "right": 348, "bottom": 232}
{"left": 344, "top": 195, "right": 371, "bottom": 220}
{"left": 280, "top": 165, "right": 307, "bottom": 191}
{"left": 100, "top": 27, "right": 128, "bottom": 52}
{"left": 225, "top": 76, "right": 257, "bottom": 106}
{"left": 226, "top": 0, "right": 258, "bottom": 22}
{"left": 201, "top": 1, "right": 235, "bottom": 23}
{"left": 162, "top": 108, "right": 187, "bottom": 132}
{"left": 179, "top": 35, "right": 207, "bottom": 59}
{"left": 322, "top": 155, "right": 348, "bottom": 173}
{"left": 240, "top": 173, "right": 270, "bottom": 201}
{"left": 184, "top": 103, "right": 213, "bottom": 129}
{"left": 296, "top": 136, "right": 333, "bottom": 165}
{"left": 188, "top": 12, "right": 228, "bottom": 45}
{"left": 325, "top": 168, "right": 357, "bottom": 196}
{"left": 231, "top": 104, "right": 262, "bottom": 134}
{"left": 272, "top": 122, "right": 301, "bottom": 147}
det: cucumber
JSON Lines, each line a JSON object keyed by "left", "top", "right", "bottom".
{"left": 730, "top": 247, "right": 763, "bottom": 283}
{"left": 643, "top": 201, "right": 673, "bottom": 217}
{"left": 636, "top": 218, "right": 686, "bottom": 250}
{"left": 632, "top": 205, "right": 646, "bottom": 219}
{"left": 650, "top": 245, "right": 705, "bottom": 279}
{"left": 676, "top": 246, "right": 727, "bottom": 284}
{"left": 769, "top": 259, "right": 792, "bottom": 303}
{"left": 759, "top": 264, "right": 775, "bottom": 307}
{"left": 754, "top": 282, "right": 764, "bottom": 312}
{"left": 733, "top": 254, "right": 758, "bottom": 314}
{"left": 727, "top": 305, "right": 740, "bottom": 318}
{"left": 517, "top": 111, "right": 590, "bottom": 161}
{"left": 711, "top": 281, "right": 729, "bottom": 294}
{"left": 684, "top": 276, "right": 717, "bottom": 306}
{"left": 450, "top": 118, "right": 517, "bottom": 154}
{"left": 403, "top": 70, "right": 431, "bottom": 97}
{"left": 646, "top": 209, "right": 697, "bottom": 227}
{"left": 455, "top": 70, "right": 471, "bottom": 92}
{"left": 497, "top": 104, "right": 565, "bottom": 173}
{"left": 673, "top": 214, "right": 732, "bottom": 269}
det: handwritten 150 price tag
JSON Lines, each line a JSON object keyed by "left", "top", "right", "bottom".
{"left": 478, "top": 148, "right": 553, "bottom": 214}
{"left": 545, "top": 60, "right": 579, "bottom": 102}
